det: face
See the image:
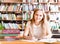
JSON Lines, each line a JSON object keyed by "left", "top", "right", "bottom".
{"left": 34, "top": 10, "right": 43, "bottom": 22}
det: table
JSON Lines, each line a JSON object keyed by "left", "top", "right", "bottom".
{"left": 0, "top": 40, "right": 60, "bottom": 44}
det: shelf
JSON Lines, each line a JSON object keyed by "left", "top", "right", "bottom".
{"left": 22, "top": 2, "right": 38, "bottom": 5}
{"left": 23, "top": 20, "right": 28, "bottom": 22}
{"left": 39, "top": 2, "right": 47, "bottom": 4}
{"left": 0, "top": 0, "right": 22, "bottom": 4}
{"left": 50, "top": 2, "right": 58, "bottom": 4}
{"left": 52, "top": 35, "right": 60, "bottom": 38}
{"left": 0, "top": 20, "right": 22, "bottom": 21}
{"left": 52, "top": 34, "right": 60, "bottom": 35}
{"left": 50, "top": 11, "right": 60, "bottom": 13}
{"left": 0, "top": 20, "right": 22, "bottom": 23}
{"left": 0, "top": 11, "right": 22, "bottom": 14}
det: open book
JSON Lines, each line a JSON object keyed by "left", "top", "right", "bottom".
{"left": 21, "top": 38, "right": 57, "bottom": 43}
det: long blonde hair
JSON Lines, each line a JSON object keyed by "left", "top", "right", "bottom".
{"left": 30, "top": 8, "right": 50, "bottom": 36}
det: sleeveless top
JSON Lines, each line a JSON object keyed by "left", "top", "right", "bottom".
{"left": 26, "top": 21, "right": 43, "bottom": 40}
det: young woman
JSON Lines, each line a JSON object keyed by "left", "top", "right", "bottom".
{"left": 23, "top": 8, "right": 52, "bottom": 40}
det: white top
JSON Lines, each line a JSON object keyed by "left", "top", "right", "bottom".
{"left": 26, "top": 21, "right": 52, "bottom": 39}
{"left": 32, "top": 24, "right": 43, "bottom": 39}
{"left": 26, "top": 21, "right": 43, "bottom": 39}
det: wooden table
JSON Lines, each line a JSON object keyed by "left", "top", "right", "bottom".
{"left": 0, "top": 40, "right": 60, "bottom": 44}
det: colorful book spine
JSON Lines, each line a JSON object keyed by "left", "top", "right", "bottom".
{"left": 2, "top": 29, "right": 20, "bottom": 34}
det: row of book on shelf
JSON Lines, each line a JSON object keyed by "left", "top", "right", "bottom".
{"left": 49, "top": 12, "right": 60, "bottom": 21}
{"left": 22, "top": 4, "right": 49, "bottom": 11}
{"left": 50, "top": 21, "right": 60, "bottom": 30}
{"left": 0, "top": 4, "right": 22, "bottom": 12}
{"left": 23, "top": 11, "right": 60, "bottom": 21}
{"left": 0, "top": 23, "right": 22, "bottom": 30}
{"left": 1, "top": 4, "right": 60, "bottom": 12}
{"left": 50, "top": 5, "right": 60, "bottom": 12}
{"left": 0, "top": 13, "right": 22, "bottom": 20}
{"left": 22, "top": 0, "right": 49, "bottom": 3}
{"left": 0, "top": 3, "right": 49, "bottom": 12}
{"left": 23, "top": 11, "right": 33, "bottom": 20}
{"left": 22, "top": 0, "right": 60, "bottom": 3}
{"left": 1, "top": 0, "right": 60, "bottom": 3}
{"left": 1, "top": 1, "right": 60, "bottom": 12}
{"left": 23, "top": 4, "right": 60, "bottom": 12}
{"left": 0, "top": 0, "right": 22, "bottom": 3}
{"left": 0, "top": 0, "right": 49, "bottom": 3}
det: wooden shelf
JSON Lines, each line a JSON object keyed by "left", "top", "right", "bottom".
{"left": 0, "top": 20, "right": 22, "bottom": 23}
{"left": 39, "top": 2, "right": 47, "bottom": 4}
{"left": 0, "top": 20, "right": 22, "bottom": 21}
{"left": 0, "top": 2, "right": 22, "bottom": 4}
{"left": 0, "top": 0, "right": 22, "bottom": 4}
{"left": 23, "top": 20, "right": 28, "bottom": 21}
{"left": 0, "top": 11, "right": 22, "bottom": 14}
{"left": 50, "top": 2, "right": 58, "bottom": 4}
{"left": 50, "top": 11, "right": 60, "bottom": 13}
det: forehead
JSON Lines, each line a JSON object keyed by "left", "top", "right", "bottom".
{"left": 35, "top": 10, "right": 43, "bottom": 15}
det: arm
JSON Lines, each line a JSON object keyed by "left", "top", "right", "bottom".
{"left": 43, "top": 22, "right": 52, "bottom": 39}
{"left": 23, "top": 21, "right": 32, "bottom": 40}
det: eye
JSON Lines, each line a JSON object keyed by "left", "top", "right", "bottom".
{"left": 35, "top": 14, "right": 38, "bottom": 16}
{"left": 39, "top": 15, "right": 42, "bottom": 17}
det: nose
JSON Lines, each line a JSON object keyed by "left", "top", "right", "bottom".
{"left": 38, "top": 16, "right": 40, "bottom": 19}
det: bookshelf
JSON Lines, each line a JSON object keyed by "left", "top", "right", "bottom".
{"left": 0, "top": 0, "right": 23, "bottom": 39}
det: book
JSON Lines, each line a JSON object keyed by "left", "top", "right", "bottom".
{"left": 8, "top": 23, "right": 14, "bottom": 29}
{"left": 0, "top": 4, "right": 5, "bottom": 11}
{"left": 12, "top": 23, "right": 18, "bottom": 29}
{"left": 0, "top": 13, "right": 2, "bottom": 20}
{"left": 8, "top": 14, "right": 12, "bottom": 20}
{"left": 50, "top": 5, "right": 58, "bottom": 12}
{"left": 13, "top": 4, "right": 17, "bottom": 11}
{"left": 4, "top": 23, "right": 10, "bottom": 29}
{"left": 17, "top": 24, "right": 22, "bottom": 29}
{"left": 8, "top": 5, "right": 14, "bottom": 11}
{"left": 12, "top": 14, "right": 16, "bottom": 20}
{"left": 16, "top": 15, "right": 22, "bottom": 20}
{"left": 28, "top": 4, "right": 33, "bottom": 11}
{"left": 3, "top": 5, "right": 8, "bottom": 11}
{"left": 2, "top": 29, "right": 20, "bottom": 34}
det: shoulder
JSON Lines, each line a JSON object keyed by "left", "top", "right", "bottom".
{"left": 43, "top": 21, "right": 51, "bottom": 29}
{"left": 44, "top": 21, "right": 50, "bottom": 25}
{"left": 27, "top": 21, "right": 31, "bottom": 24}
{"left": 26, "top": 20, "right": 31, "bottom": 27}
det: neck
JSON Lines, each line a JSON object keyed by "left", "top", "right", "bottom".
{"left": 35, "top": 21, "right": 40, "bottom": 26}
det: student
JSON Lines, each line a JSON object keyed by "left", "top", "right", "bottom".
{"left": 23, "top": 8, "right": 52, "bottom": 40}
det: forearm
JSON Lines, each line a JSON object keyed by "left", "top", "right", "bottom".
{"left": 42, "top": 34, "right": 52, "bottom": 39}
{"left": 23, "top": 35, "right": 32, "bottom": 40}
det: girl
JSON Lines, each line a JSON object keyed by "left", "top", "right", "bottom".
{"left": 23, "top": 8, "right": 52, "bottom": 40}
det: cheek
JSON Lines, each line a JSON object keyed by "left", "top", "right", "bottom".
{"left": 34, "top": 15, "right": 37, "bottom": 19}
